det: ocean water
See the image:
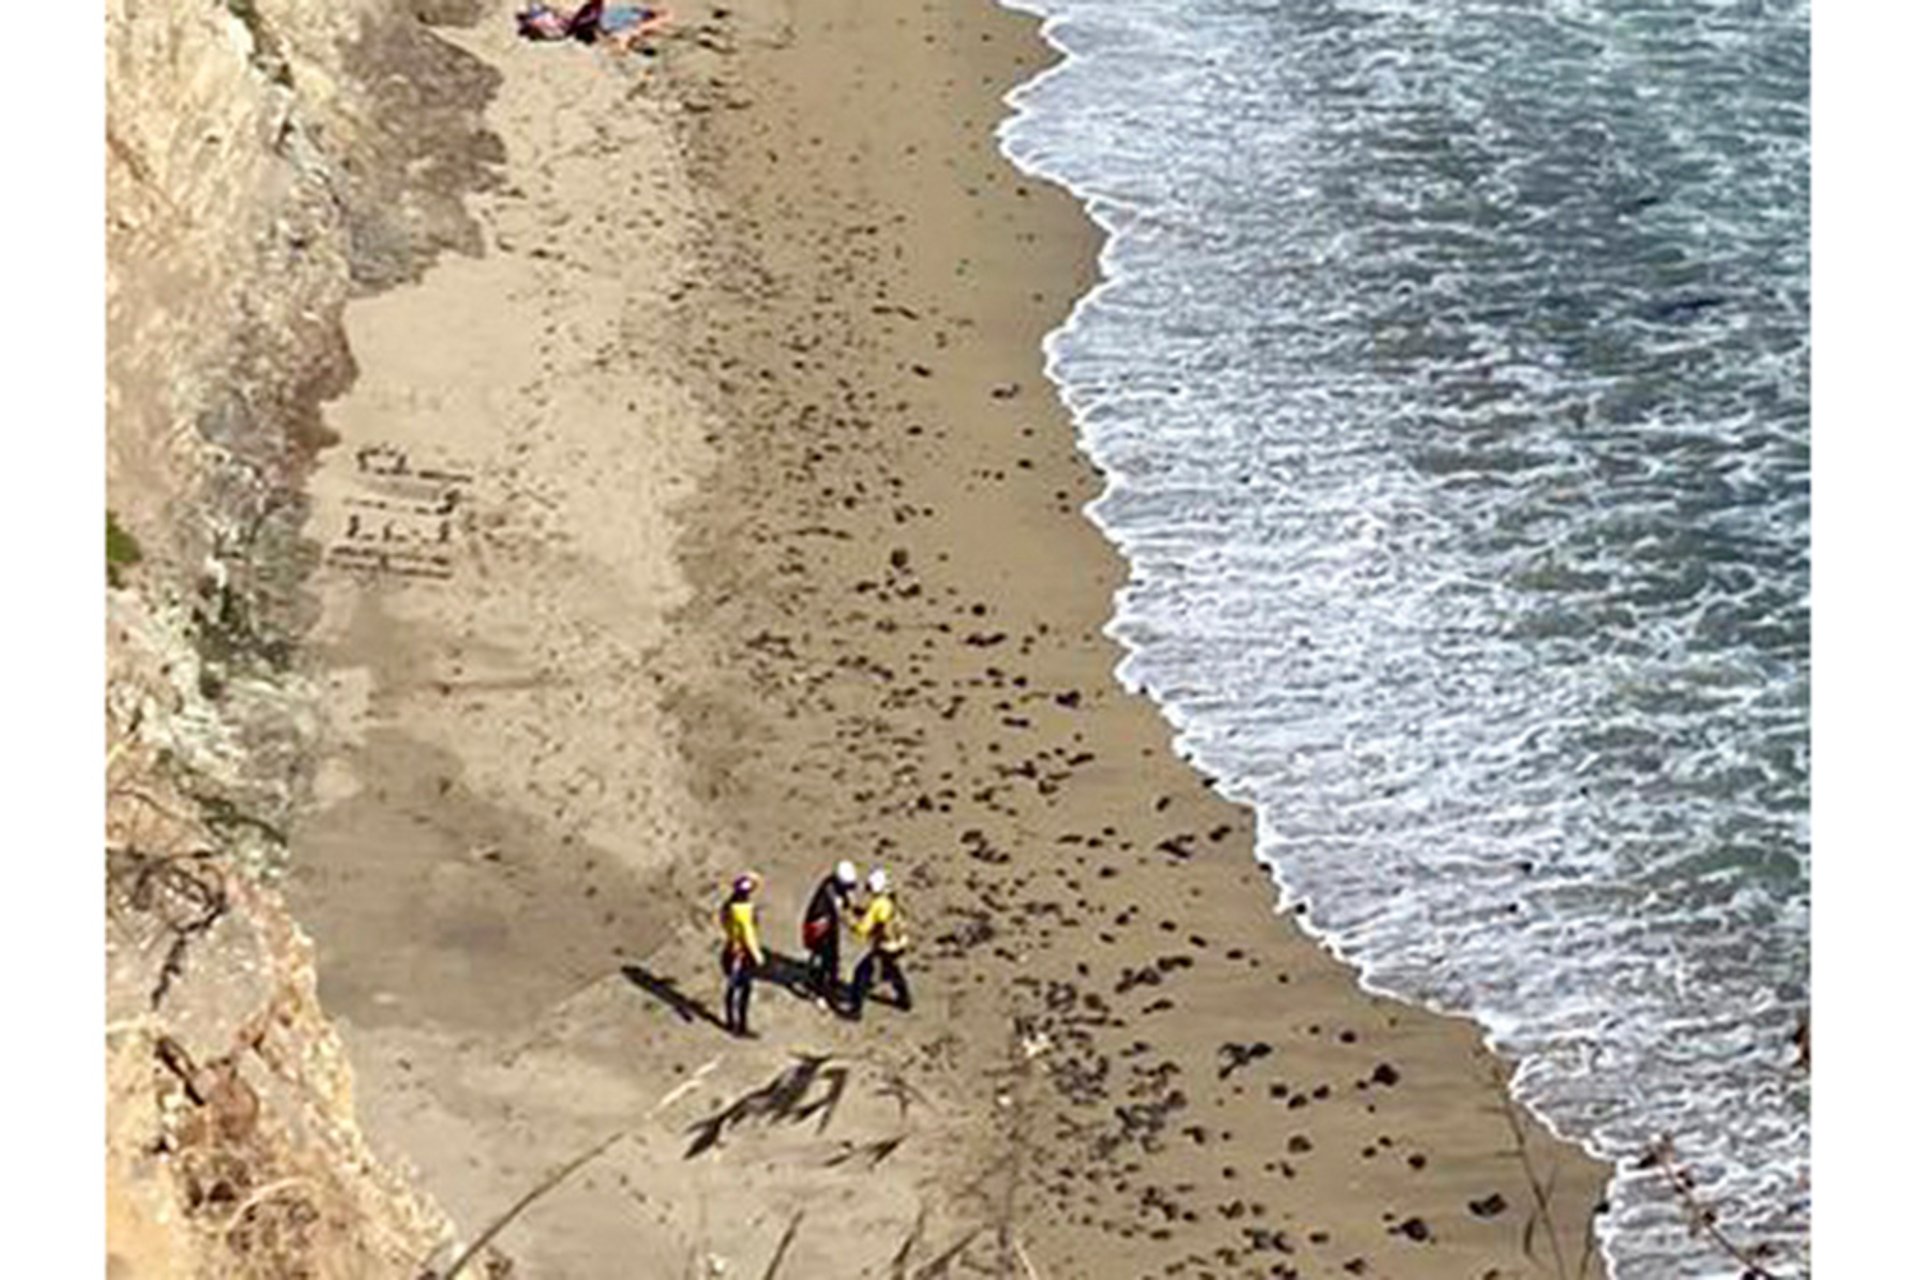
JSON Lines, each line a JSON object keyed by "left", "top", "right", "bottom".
{"left": 995, "top": 1, "right": 1810, "bottom": 1276}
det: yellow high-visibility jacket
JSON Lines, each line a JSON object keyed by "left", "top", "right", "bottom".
{"left": 852, "top": 894, "right": 908, "bottom": 954}
{"left": 721, "top": 899, "right": 764, "bottom": 966}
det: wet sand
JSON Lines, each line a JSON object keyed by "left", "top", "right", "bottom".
{"left": 288, "top": 1, "right": 1611, "bottom": 1276}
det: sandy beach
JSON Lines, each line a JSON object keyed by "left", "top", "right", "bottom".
{"left": 285, "top": 1, "right": 1612, "bottom": 1276}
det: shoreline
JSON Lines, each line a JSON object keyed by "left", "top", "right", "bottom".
{"left": 659, "top": 4, "right": 1614, "bottom": 1276}
{"left": 282, "top": 1, "right": 1612, "bottom": 1276}
{"left": 1000, "top": 0, "right": 1637, "bottom": 1243}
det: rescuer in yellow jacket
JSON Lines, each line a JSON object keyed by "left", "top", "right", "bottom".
{"left": 718, "top": 872, "right": 766, "bottom": 1037}
{"left": 847, "top": 867, "right": 912, "bottom": 1019}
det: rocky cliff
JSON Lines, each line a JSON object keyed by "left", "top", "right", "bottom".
{"left": 105, "top": 0, "right": 507, "bottom": 1273}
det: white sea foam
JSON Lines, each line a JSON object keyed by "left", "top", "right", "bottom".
{"left": 996, "top": 1, "right": 1809, "bottom": 1276}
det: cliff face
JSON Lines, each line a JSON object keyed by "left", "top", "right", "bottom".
{"left": 107, "top": 0, "right": 500, "bottom": 671}
{"left": 105, "top": 0, "right": 504, "bottom": 1274}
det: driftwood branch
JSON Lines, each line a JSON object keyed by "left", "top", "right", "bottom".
{"left": 221, "top": 1177, "right": 315, "bottom": 1237}
{"left": 1488, "top": 1069, "right": 1574, "bottom": 1279}
{"left": 888, "top": 1205, "right": 928, "bottom": 1280}
{"left": 758, "top": 1211, "right": 805, "bottom": 1280}
{"left": 108, "top": 847, "right": 229, "bottom": 1009}
{"left": 429, "top": 1130, "right": 627, "bottom": 1280}
{"left": 1638, "top": 1136, "right": 1790, "bottom": 1280}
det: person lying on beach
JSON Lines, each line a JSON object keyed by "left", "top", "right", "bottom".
{"left": 516, "top": 1, "right": 671, "bottom": 52}
{"left": 515, "top": 2, "right": 571, "bottom": 39}
{"left": 587, "top": 2, "right": 674, "bottom": 52}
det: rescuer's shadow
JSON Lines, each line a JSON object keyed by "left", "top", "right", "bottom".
{"left": 620, "top": 950, "right": 821, "bottom": 1031}
{"left": 682, "top": 1052, "right": 850, "bottom": 1158}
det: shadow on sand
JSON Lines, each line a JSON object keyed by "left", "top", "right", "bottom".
{"left": 620, "top": 950, "right": 833, "bottom": 1033}
{"left": 619, "top": 963, "right": 727, "bottom": 1029}
{"left": 682, "top": 1052, "right": 850, "bottom": 1158}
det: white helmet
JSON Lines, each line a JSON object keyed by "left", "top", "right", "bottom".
{"left": 867, "top": 868, "right": 889, "bottom": 894}
{"left": 834, "top": 860, "right": 858, "bottom": 887}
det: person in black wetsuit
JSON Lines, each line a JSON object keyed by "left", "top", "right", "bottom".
{"left": 801, "top": 860, "right": 859, "bottom": 1007}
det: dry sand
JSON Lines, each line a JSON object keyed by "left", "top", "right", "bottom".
{"left": 289, "top": 1, "right": 1612, "bottom": 1276}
